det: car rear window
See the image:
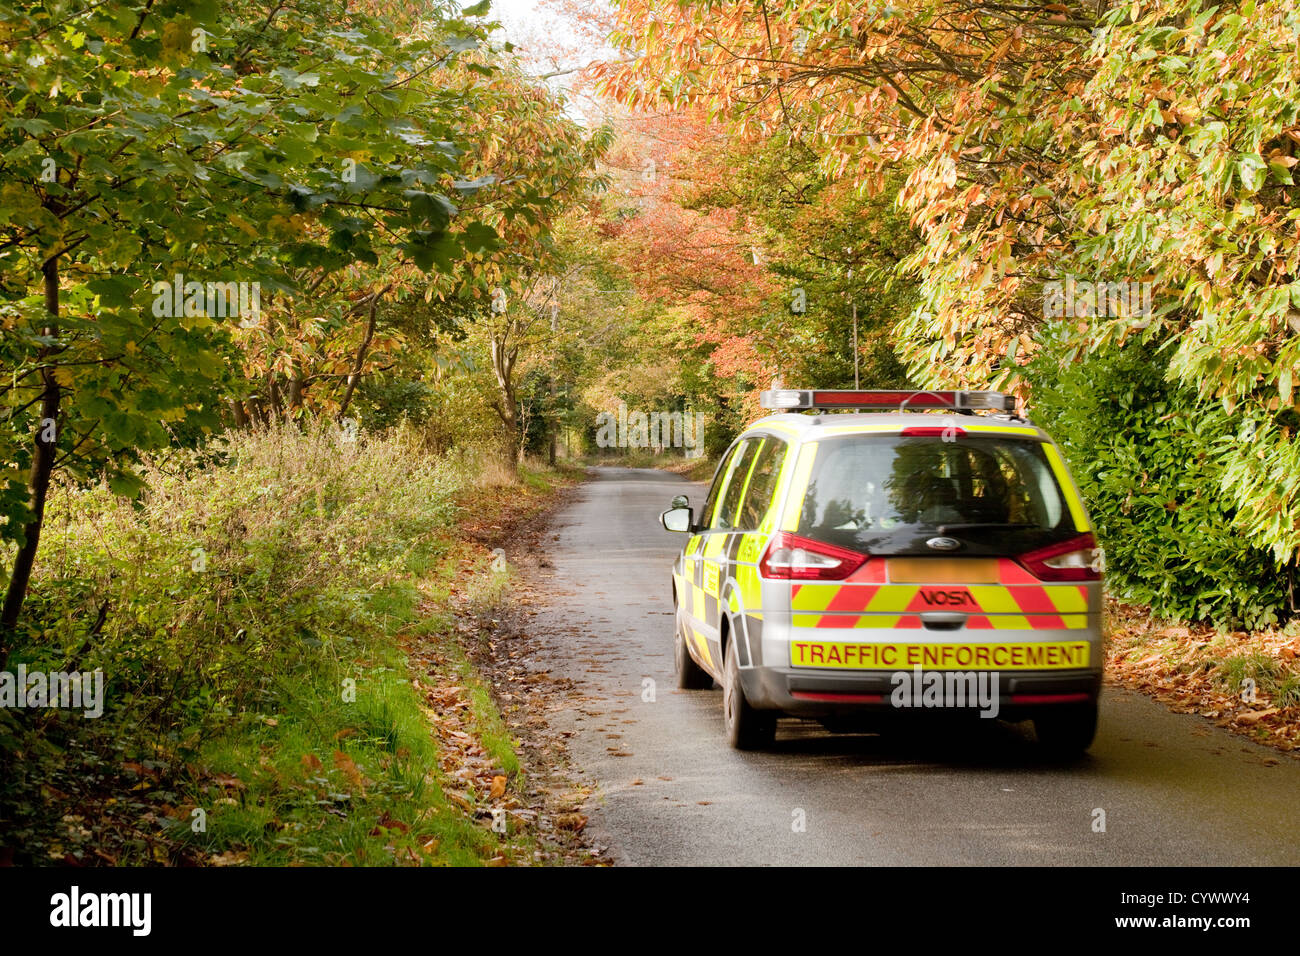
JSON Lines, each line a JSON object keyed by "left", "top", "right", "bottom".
{"left": 796, "top": 434, "right": 1076, "bottom": 556}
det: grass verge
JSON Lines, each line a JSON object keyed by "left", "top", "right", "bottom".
{"left": 0, "top": 424, "right": 577, "bottom": 865}
{"left": 1106, "top": 597, "right": 1300, "bottom": 754}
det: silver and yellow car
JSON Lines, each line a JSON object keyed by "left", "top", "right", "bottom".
{"left": 660, "top": 389, "right": 1103, "bottom": 753}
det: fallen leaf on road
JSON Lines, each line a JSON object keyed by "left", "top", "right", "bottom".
{"left": 555, "top": 813, "right": 587, "bottom": 832}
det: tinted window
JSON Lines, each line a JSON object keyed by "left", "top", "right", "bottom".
{"left": 701, "top": 441, "right": 743, "bottom": 529}
{"left": 798, "top": 435, "right": 1072, "bottom": 556}
{"left": 736, "top": 437, "right": 786, "bottom": 530}
{"left": 712, "top": 440, "right": 761, "bottom": 530}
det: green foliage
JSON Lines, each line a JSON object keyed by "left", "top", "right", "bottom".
{"left": 0, "top": 0, "right": 493, "bottom": 557}
{"left": 1025, "top": 333, "right": 1297, "bottom": 628}
{"left": 694, "top": 134, "right": 916, "bottom": 392}
{"left": 1063, "top": 0, "right": 1300, "bottom": 565}
{"left": 603, "top": 0, "right": 1300, "bottom": 624}
{"left": 354, "top": 375, "right": 437, "bottom": 430}
{"left": 0, "top": 423, "right": 525, "bottom": 865}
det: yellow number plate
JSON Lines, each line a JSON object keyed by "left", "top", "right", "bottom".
{"left": 790, "top": 641, "right": 1090, "bottom": 670}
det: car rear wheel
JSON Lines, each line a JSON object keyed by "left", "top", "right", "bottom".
{"left": 675, "top": 607, "right": 713, "bottom": 690}
{"left": 723, "top": 635, "right": 776, "bottom": 750}
{"left": 1034, "top": 701, "right": 1097, "bottom": 756}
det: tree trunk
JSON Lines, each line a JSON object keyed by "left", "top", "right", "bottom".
{"left": 1, "top": 256, "right": 62, "bottom": 646}
{"left": 266, "top": 372, "right": 284, "bottom": 420}
{"left": 228, "top": 399, "right": 250, "bottom": 428}
{"left": 338, "top": 298, "right": 378, "bottom": 420}
{"left": 286, "top": 375, "right": 304, "bottom": 412}
{"left": 547, "top": 375, "right": 557, "bottom": 465}
{"left": 489, "top": 330, "right": 520, "bottom": 473}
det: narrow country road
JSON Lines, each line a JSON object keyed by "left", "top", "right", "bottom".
{"left": 521, "top": 466, "right": 1300, "bottom": 866}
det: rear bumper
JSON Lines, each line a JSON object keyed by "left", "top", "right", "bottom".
{"left": 736, "top": 613, "right": 1103, "bottom": 718}
{"left": 743, "top": 664, "right": 1100, "bottom": 719}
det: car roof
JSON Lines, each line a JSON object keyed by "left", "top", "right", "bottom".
{"left": 742, "top": 411, "right": 1051, "bottom": 444}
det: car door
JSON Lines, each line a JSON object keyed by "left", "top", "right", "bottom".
{"left": 725, "top": 436, "right": 788, "bottom": 666}
{"left": 680, "top": 440, "right": 749, "bottom": 672}
{"left": 697, "top": 438, "right": 763, "bottom": 669}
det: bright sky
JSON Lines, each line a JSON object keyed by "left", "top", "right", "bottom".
{"left": 482, "top": 0, "right": 613, "bottom": 70}
{"left": 490, "top": 0, "right": 565, "bottom": 42}
{"left": 473, "top": 0, "right": 618, "bottom": 119}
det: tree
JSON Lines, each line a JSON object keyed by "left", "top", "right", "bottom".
{"left": 0, "top": 0, "right": 504, "bottom": 638}
{"left": 420, "top": 63, "right": 612, "bottom": 466}
{"left": 597, "top": 0, "right": 1300, "bottom": 573}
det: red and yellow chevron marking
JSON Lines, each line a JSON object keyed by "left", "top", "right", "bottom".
{"left": 790, "top": 557, "right": 1091, "bottom": 630}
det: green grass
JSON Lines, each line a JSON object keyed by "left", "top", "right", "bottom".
{"left": 0, "top": 424, "right": 570, "bottom": 866}
{"left": 1214, "top": 651, "right": 1291, "bottom": 705}
{"left": 184, "top": 605, "right": 502, "bottom": 864}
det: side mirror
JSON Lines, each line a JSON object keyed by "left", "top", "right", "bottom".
{"left": 660, "top": 505, "right": 694, "bottom": 533}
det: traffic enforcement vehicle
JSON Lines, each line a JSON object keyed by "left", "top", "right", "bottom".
{"left": 659, "top": 389, "right": 1103, "bottom": 752}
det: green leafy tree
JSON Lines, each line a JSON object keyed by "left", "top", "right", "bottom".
{"left": 0, "top": 0, "right": 500, "bottom": 638}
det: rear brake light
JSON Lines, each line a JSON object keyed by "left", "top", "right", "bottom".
{"left": 791, "top": 691, "right": 884, "bottom": 703}
{"left": 1011, "top": 693, "right": 1092, "bottom": 705}
{"left": 899, "top": 425, "right": 965, "bottom": 438}
{"left": 759, "top": 532, "right": 867, "bottom": 580}
{"left": 1018, "top": 533, "right": 1102, "bottom": 581}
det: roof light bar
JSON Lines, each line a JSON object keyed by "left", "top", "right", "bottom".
{"left": 759, "top": 389, "right": 1015, "bottom": 413}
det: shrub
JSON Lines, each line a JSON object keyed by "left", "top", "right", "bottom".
{"left": 0, "top": 422, "right": 486, "bottom": 864}
{"left": 1023, "top": 334, "right": 1298, "bottom": 628}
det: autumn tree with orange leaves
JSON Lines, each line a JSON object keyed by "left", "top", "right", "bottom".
{"left": 595, "top": 0, "right": 1300, "bottom": 623}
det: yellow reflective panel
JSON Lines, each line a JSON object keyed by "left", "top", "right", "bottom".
{"left": 960, "top": 424, "right": 1041, "bottom": 436}
{"left": 704, "top": 561, "right": 720, "bottom": 596}
{"left": 790, "top": 584, "right": 839, "bottom": 613}
{"left": 865, "top": 586, "right": 919, "bottom": 613}
{"left": 735, "top": 561, "right": 762, "bottom": 609}
{"left": 1043, "top": 443, "right": 1090, "bottom": 532}
{"left": 965, "top": 585, "right": 1022, "bottom": 614}
{"left": 737, "top": 533, "right": 764, "bottom": 565}
{"left": 692, "top": 627, "right": 713, "bottom": 669}
{"left": 1045, "top": 585, "right": 1089, "bottom": 614}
